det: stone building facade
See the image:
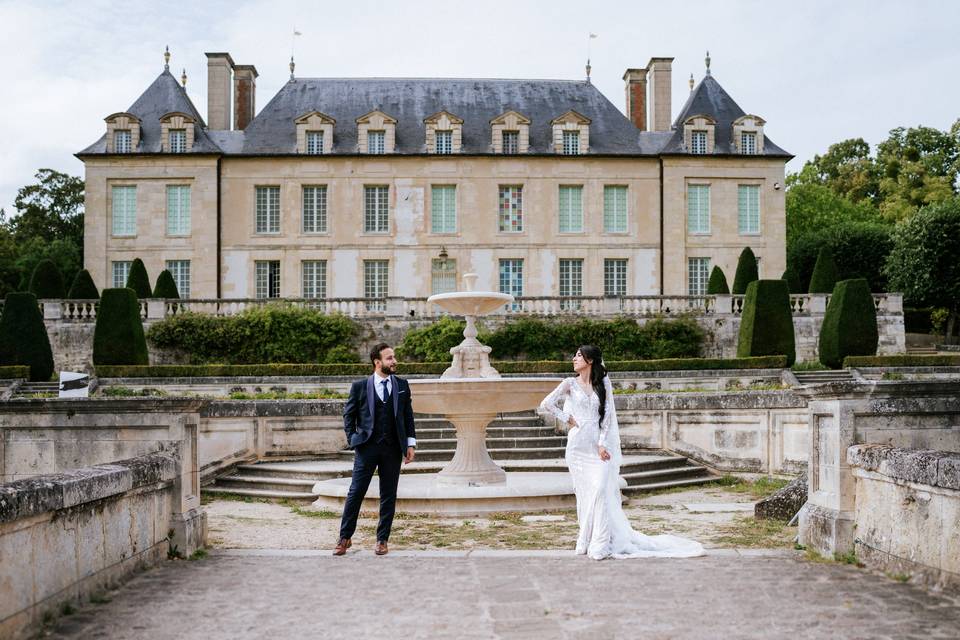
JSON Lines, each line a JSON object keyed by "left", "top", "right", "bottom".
{"left": 78, "top": 51, "right": 791, "bottom": 301}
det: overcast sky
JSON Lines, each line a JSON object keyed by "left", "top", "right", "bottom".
{"left": 1, "top": 0, "right": 958, "bottom": 215}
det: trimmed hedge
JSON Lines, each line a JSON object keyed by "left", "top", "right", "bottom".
{"left": 0, "top": 365, "right": 31, "bottom": 379}
{"left": 95, "top": 356, "right": 788, "bottom": 378}
{"left": 732, "top": 247, "right": 759, "bottom": 295}
{"left": 808, "top": 247, "right": 839, "bottom": 294}
{"left": 125, "top": 258, "right": 152, "bottom": 299}
{"left": 844, "top": 355, "right": 960, "bottom": 367}
{"left": 29, "top": 259, "right": 66, "bottom": 299}
{"left": 93, "top": 288, "right": 149, "bottom": 366}
{"left": 781, "top": 267, "right": 801, "bottom": 295}
{"left": 707, "top": 266, "right": 730, "bottom": 294}
{"left": 737, "top": 279, "right": 796, "bottom": 366}
{"left": 67, "top": 269, "right": 100, "bottom": 299}
{"left": 0, "top": 293, "right": 55, "bottom": 381}
{"left": 818, "top": 279, "right": 878, "bottom": 369}
{"left": 153, "top": 270, "right": 180, "bottom": 299}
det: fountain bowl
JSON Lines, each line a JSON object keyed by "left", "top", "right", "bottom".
{"left": 426, "top": 291, "right": 512, "bottom": 317}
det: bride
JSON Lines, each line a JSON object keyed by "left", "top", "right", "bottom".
{"left": 539, "top": 345, "right": 705, "bottom": 560}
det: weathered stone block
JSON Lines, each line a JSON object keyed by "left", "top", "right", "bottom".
{"left": 755, "top": 471, "right": 807, "bottom": 520}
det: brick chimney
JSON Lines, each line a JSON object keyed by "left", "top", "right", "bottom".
{"left": 622, "top": 68, "right": 647, "bottom": 132}
{"left": 205, "top": 52, "right": 235, "bottom": 130}
{"left": 647, "top": 57, "right": 674, "bottom": 132}
{"left": 233, "top": 65, "right": 258, "bottom": 131}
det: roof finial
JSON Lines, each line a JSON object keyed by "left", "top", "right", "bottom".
{"left": 585, "top": 58, "right": 592, "bottom": 84}
{"left": 181, "top": 68, "right": 187, "bottom": 88}
{"left": 164, "top": 45, "right": 170, "bottom": 71}
{"left": 689, "top": 73, "right": 695, "bottom": 92}
{"left": 585, "top": 33, "right": 597, "bottom": 84}
{"left": 289, "top": 55, "right": 295, "bottom": 81}
{"left": 705, "top": 50, "right": 711, "bottom": 76}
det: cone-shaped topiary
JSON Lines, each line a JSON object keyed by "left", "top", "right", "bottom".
{"left": 16, "top": 273, "right": 29, "bottom": 292}
{"left": 732, "top": 247, "right": 759, "bottom": 294}
{"left": 736, "top": 279, "right": 796, "bottom": 366}
{"left": 818, "top": 278, "right": 878, "bottom": 369}
{"left": 781, "top": 267, "right": 801, "bottom": 294}
{"left": 67, "top": 269, "right": 100, "bottom": 299}
{"left": 707, "top": 266, "right": 730, "bottom": 294}
{"left": 93, "top": 288, "right": 149, "bottom": 365}
{"left": 29, "top": 259, "right": 66, "bottom": 299}
{"left": 125, "top": 258, "right": 152, "bottom": 299}
{"left": 152, "top": 270, "right": 180, "bottom": 299}
{"left": 0, "top": 292, "right": 55, "bottom": 381}
{"left": 808, "top": 247, "right": 840, "bottom": 294}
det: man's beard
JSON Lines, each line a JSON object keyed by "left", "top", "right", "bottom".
{"left": 380, "top": 364, "right": 396, "bottom": 376}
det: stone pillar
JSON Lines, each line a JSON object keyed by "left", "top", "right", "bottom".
{"left": 146, "top": 299, "right": 166, "bottom": 320}
{"left": 42, "top": 301, "right": 62, "bottom": 320}
{"left": 810, "top": 294, "right": 828, "bottom": 314}
{"left": 233, "top": 64, "right": 258, "bottom": 131}
{"left": 622, "top": 68, "right": 647, "bottom": 131}
{"left": 205, "top": 52, "right": 235, "bottom": 131}
{"left": 647, "top": 57, "right": 674, "bottom": 132}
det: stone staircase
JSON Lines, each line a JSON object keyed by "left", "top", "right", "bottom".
{"left": 205, "top": 411, "right": 717, "bottom": 503}
{"left": 11, "top": 381, "right": 60, "bottom": 399}
{"left": 793, "top": 369, "right": 855, "bottom": 385}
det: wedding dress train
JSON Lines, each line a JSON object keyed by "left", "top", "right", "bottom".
{"left": 540, "top": 377, "right": 705, "bottom": 560}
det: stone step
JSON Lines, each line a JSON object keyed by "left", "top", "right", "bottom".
{"left": 621, "top": 465, "right": 712, "bottom": 486}
{"left": 618, "top": 457, "right": 692, "bottom": 475}
{"left": 415, "top": 426, "right": 558, "bottom": 439}
{"left": 621, "top": 475, "right": 719, "bottom": 495}
{"left": 213, "top": 475, "right": 318, "bottom": 494}
{"left": 414, "top": 436, "right": 567, "bottom": 451}
{"left": 406, "top": 447, "right": 568, "bottom": 462}
{"left": 203, "top": 486, "right": 318, "bottom": 503}
{"left": 413, "top": 417, "right": 544, "bottom": 429}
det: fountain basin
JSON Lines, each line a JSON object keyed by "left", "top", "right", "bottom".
{"left": 426, "top": 291, "right": 512, "bottom": 316}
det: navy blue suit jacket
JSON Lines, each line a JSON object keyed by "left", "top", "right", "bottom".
{"left": 343, "top": 374, "right": 416, "bottom": 455}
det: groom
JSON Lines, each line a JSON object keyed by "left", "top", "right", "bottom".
{"left": 334, "top": 343, "right": 416, "bottom": 556}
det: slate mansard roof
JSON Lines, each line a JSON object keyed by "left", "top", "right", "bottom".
{"left": 79, "top": 70, "right": 788, "bottom": 158}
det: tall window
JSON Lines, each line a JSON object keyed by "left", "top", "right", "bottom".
{"left": 169, "top": 129, "right": 187, "bottom": 153}
{"left": 364, "top": 186, "right": 389, "bottom": 233}
{"left": 112, "top": 261, "right": 131, "bottom": 288}
{"left": 306, "top": 131, "right": 324, "bottom": 155}
{"left": 364, "top": 260, "right": 389, "bottom": 311}
{"left": 688, "top": 258, "right": 710, "bottom": 295}
{"left": 558, "top": 186, "right": 584, "bottom": 233}
{"left": 255, "top": 261, "right": 281, "bottom": 298}
{"left": 302, "top": 260, "right": 327, "bottom": 299}
{"left": 687, "top": 185, "right": 710, "bottom": 234}
{"left": 302, "top": 186, "right": 328, "bottom": 233}
{"left": 368, "top": 130, "right": 385, "bottom": 154}
{"left": 498, "top": 186, "right": 523, "bottom": 232}
{"left": 502, "top": 131, "right": 519, "bottom": 154}
{"left": 165, "top": 260, "right": 191, "bottom": 298}
{"left": 740, "top": 132, "right": 757, "bottom": 155}
{"left": 166, "top": 185, "right": 191, "bottom": 236}
{"left": 431, "top": 258, "right": 457, "bottom": 295}
{"left": 255, "top": 186, "right": 280, "bottom": 234}
{"left": 114, "top": 130, "right": 132, "bottom": 153}
{"left": 603, "top": 186, "right": 628, "bottom": 233}
{"left": 738, "top": 185, "right": 760, "bottom": 234}
{"left": 559, "top": 259, "right": 583, "bottom": 310}
{"left": 111, "top": 186, "right": 137, "bottom": 236}
{"left": 691, "top": 131, "right": 707, "bottom": 154}
{"left": 431, "top": 185, "right": 456, "bottom": 233}
{"left": 435, "top": 130, "right": 452, "bottom": 154}
{"left": 562, "top": 130, "right": 580, "bottom": 155}
{"left": 604, "top": 259, "right": 627, "bottom": 297}
{"left": 499, "top": 259, "right": 523, "bottom": 310}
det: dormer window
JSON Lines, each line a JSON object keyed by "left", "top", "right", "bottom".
{"left": 356, "top": 110, "right": 397, "bottom": 154}
{"left": 502, "top": 131, "right": 519, "bottom": 154}
{"left": 295, "top": 112, "right": 335, "bottom": 154}
{"left": 435, "top": 131, "right": 453, "bottom": 154}
{"left": 424, "top": 111, "right": 463, "bottom": 154}
{"left": 490, "top": 111, "right": 530, "bottom": 154}
{"left": 368, "top": 131, "right": 386, "bottom": 154}
{"left": 104, "top": 112, "right": 141, "bottom": 153}
{"left": 169, "top": 129, "right": 187, "bottom": 153}
{"left": 682, "top": 114, "right": 717, "bottom": 154}
{"left": 733, "top": 115, "right": 766, "bottom": 154}
{"left": 551, "top": 110, "right": 591, "bottom": 155}
{"left": 114, "top": 130, "right": 132, "bottom": 153}
{"left": 159, "top": 112, "right": 195, "bottom": 153}
{"left": 306, "top": 131, "right": 324, "bottom": 155}
{"left": 740, "top": 132, "right": 756, "bottom": 155}
{"left": 691, "top": 131, "right": 708, "bottom": 155}
{"left": 562, "top": 131, "right": 580, "bottom": 155}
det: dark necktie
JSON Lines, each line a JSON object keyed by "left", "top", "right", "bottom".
{"left": 381, "top": 379, "right": 389, "bottom": 402}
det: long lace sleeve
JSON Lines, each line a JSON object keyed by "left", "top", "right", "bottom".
{"left": 539, "top": 378, "right": 572, "bottom": 425}
{"left": 598, "top": 376, "right": 616, "bottom": 448}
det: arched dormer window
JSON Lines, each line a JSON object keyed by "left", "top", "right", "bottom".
{"left": 356, "top": 110, "right": 397, "bottom": 154}
{"left": 551, "top": 110, "right": 591, "bottom": 155}
{"left": 424, "top": 111, "right": 463, "bottom": 154}
{"left": 295, "top": 111, "right": 336, "bottom": 154}
{"left": 733, "top": 114, "right": 766, "bottom": 154}
{"left": 683, "top": 114, "right": 717, "bottom": 154}
{"left": 490, "top": 110, "right": 530, "bottom": 154}
{"left": 159, "top": 112, "right": 196, "bottom": 153}
{"left": 104, "top": 112, "right": 141, "bottom": 153}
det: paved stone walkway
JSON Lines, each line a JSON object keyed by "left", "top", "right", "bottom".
{"left": 47, "top": 550, "right": 960, "bottom": 640}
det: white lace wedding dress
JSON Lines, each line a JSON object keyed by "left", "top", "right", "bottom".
{"left": 540, "top": 376, "right": 705, "bottom": 560}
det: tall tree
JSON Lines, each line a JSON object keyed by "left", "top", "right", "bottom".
{"left": 875, "top": 124, "right": 960, "bottom": 221}
{"left": 7, "top": 169, "right": 84, "bottom": 246}
{"left": 787, "top": 138, "right": 879, "bottom": 204}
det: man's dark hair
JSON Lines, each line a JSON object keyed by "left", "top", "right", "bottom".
{"left": 369, "top": 342, "right": 392, "bottom": 365}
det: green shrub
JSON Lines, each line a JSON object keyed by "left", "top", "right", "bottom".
{"left": 93, "top": 288, "right": 149, "bottom": 366}
{"left": 125, "top": 258, "right": 152, "bottom": 299}
{"left": 732, "top": 248, "right": 759, "bottom": 294}
{"left": 737, "top": 279, "right": 796, "bottom": 366}
{"left": 0, "top": 293, "right": 55, "bottom": 381}
{"left": 818, "top": 279, "right": 878, "bottom": 369}
{"left": 146, "top": 304, "right": 359, "bottom": 364}
{"left": 788, "top": 222, "right": 893, "bottom": 293}
{"left": 808, "top": 247, "right": 840, "bottom": 294}
{"left": 843, "top": 355, "right": 960, "bottom": 367}
{"left": 397, "top": 316, "right": 467, "bottom": 362}
{"left": 28, "top": 259, "right": 66, "bottom": 299}
{"left": 707, "top": 266, "right": 730, "bottom": 294}
{"left": 67, "top": 269, "right": 100, "bottom": 299}
{"left": 0, "top": 365, "right": 31, "bottom": 379}
{"left": 152, "top": 270, "right": 180, "bottom": 299}
{"left": 781, "top": 267, "right": 801, "bottom": 294}
{"left": 322, "top": 344, "right": 361, "bottom": 363}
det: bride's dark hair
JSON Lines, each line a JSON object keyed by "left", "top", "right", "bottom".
{"left": 578, "top": 345, "right": 607, "bottom": 424}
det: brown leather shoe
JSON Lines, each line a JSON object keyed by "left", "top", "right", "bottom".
{"left": 375, "top": 541, "right": 388, "bottom": 556}
{"left": 333, "top": 538, "right": 352, "bottom": 556}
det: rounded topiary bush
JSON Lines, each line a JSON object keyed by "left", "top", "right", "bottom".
{"left": 707, "top": 266, "right": 730, "bottom": 294}
{"left": 736, "top": 279, "right": 796, "bottom": 366}
{"left": 808, "top": 247, "right": 840, "bottom": 294}
{"left": 93, "top": 288, "right": 149, "bottom": 365}
{"left": 781, "top": 267, "right": 801, "bottom": 294}
{"left": 818, "top": 278, "right": 878, "bottom": 369}
{"left": 0, "top": 292, "right": 55, "bottom": 381}
{"left": 67, "top": 269, "right": 100, "bottom": 299}
{"left": 125, "top": 258, "right": 152, "bottom": 299}
{"left": 29, "top": 259, "right": 66, "bottom": 299}
{"left": 732, "top": 247, "right": 759, "bottom": 295}
{"left": 153, "top": 270, "right": 180, "bottom": 299}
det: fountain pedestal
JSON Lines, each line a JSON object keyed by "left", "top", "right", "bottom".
{"left": 436, "top": 413, "right": 505, "bottom": 485}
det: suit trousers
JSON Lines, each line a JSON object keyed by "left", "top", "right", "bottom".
{"left": 338, "top": 438, "right": 403, "bottom": 542}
